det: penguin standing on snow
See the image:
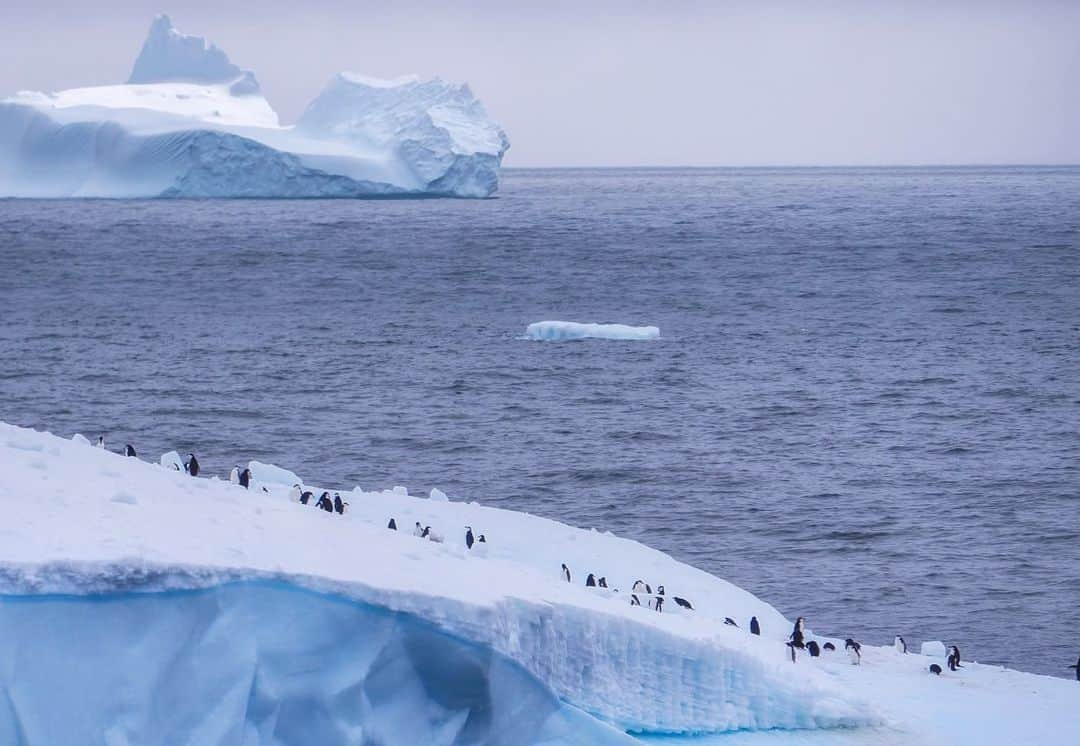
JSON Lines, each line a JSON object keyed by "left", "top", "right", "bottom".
{"left": 317, "top": 492, "right": 333, "bottom": 512}
{"left": 96, "top": 436, "right": 105, "bottom": 449}
{"left": 947, "top": 646, "right": 962, "bottom": 672}
{"left": 750, "top": 616, "right": 760, "bottom": 635}
{"left": 1068, "top": 656, "right": 1079, "bottom": 681}
{"left": 561, "top": 564, "right": 571, "bottom": 583}
{"left": 288, "top": 484, "right": 301, "bottom": 502}
{"left": 124, "top": 444, "right": 137, "bottom": 457}
{"left": 598, "top": 576, "right": 607, "bottom": 588}
{"left": 806, "top": 640, "right": 821, "bottom": 657}
{"left": 229, "top": 466, "right": 240, "bottom": 484}
{"left": 239, "top": 468, "right": 252, "bottom": 489}
{"left": 388, "top": 518, "right": 397, "bottom": 530}
{"left": 845, "top": 638, "right": 862, "bottom": 665}
{"left": 478, "top": 534, "right": 486, "bottom": 543}
{"left": 894, "top": 636, "right": 907, "bottom": 654}
{"left": 414, "top": 522, "right": 424, "bottom": 537}
{"left": 465, "top": 527, "right": 474, "bottom": 549}
{"left": 333, "top": 493, "right": 345, "bottom": 514}
{"left": 789, "top": 617, "right": 806, "bottom": 649}
{"left": 586, "top": 573, "right": 596, "bottom": 587}
{"left": 185, "top": 454, "right": 200, "bottom": 477}
{"left": 300, "top": 490, "right": 313, "bottom": 505}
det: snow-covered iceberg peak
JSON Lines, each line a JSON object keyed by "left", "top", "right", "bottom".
{"left": 128, "top": 14, "right": 260, "bottom": 96}
{"left": 297, "top": 73, "right": 510, "bottom": 198}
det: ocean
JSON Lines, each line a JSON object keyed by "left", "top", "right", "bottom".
{"left": 1, "top": 166, "right": 1078, "bottom": 676}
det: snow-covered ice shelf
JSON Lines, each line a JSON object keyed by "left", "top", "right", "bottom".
{"left": 0, "top": 421, "right": 1076, "bottom": 745}
{"left": 526, "top": 321, "right": 661, "bottom": 341}
{"left": 0, "top": 15, "right": 509, "bottom": 199}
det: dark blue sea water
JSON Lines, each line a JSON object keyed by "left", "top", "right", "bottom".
{"left": 2, "top": 167, "right": 1078, "bottom": 677}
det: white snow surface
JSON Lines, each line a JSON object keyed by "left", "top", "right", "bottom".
{"left": 526, "top": 321, "right": 661, "bottom": 342}
{"left": 0, "top": 15, "right": 507, "bottom": 198}
{"left": 0, "top": 421, "right": 1077, "bottom": 745}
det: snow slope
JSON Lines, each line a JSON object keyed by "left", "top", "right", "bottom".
{"left": 526, "top": 321, "right": 661, "bottom": 341}
{"left": 0, "top": 15, "right": 508, "bottom": 198}
{"left": 0, "top": 421, "right": 1076, "bottom": 744}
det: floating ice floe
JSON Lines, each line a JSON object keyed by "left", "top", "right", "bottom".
{"left": 525, "top": 321, "right": 660, "bottom": 342}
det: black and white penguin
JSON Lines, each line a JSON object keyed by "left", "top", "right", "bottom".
{"left": 724, "top": 617, "right": 738, "bottom": 627}
{"left": 586, "top": 573, "right": 596, "bottom": 587}
{"left": 929, "top": 663, "right": 943, "bottom": 675}
{"left": 806, "top": 640, "right": 821, "bottom": 657}
{"left": 823, "top": 642, "right": 836, "bottom": 652}
{"left": 239, "top": 468, "right": 251, "bottom": 489}
{"left": 229, "top": 466, "right": 240, "bottom": 484}
{"left": 630, "top": 595, "right": 641, "bottom": 607}
{"left": 300, "top": 490, "right": 313, "bottom": 505}
{"left": 894, "top": 636, "right": 907, "bottom": 654}
{"left": 674, "top": 597, "right": 693, "bottom": 610}
{"left": 421, "top": 525, "right": 431, "bottom": 538}
{"left": 96, "top": 435, "right": 105, "bottom": 449}
{"left": 465, "top": 527, "right": 474, "bottom": 549}
{"left": 785, "top": 641, "right": 797, "bottom": 663}
{"left": 478, "top": 534, "right": 486, "bottom": 543}
{"left": 333, "top": 493, "right": 345, "bottom": 514}
{"left": 561, "top": 564, "right": 571, "bottom": 583}
{"left": 947, "top": 646, "right": 961, "bottom": 672}
{"left": 318, "top": 492, "right": 333, "bottom": 512}
{"left": 750, "top": 616, "right": 761, "bottom": 635}
{"left": 790, "top": 617, "right": 806, "bottom": 649}
{"left": 845, "top": 638, "right": 862, "bottom": 665}
{"left": 185, "top": 454, "right": 200, "bottom": 477}
{"left": 414, "top": 522, "right": 424, "bottom": 537}
{"left": 124, "top": 444, "right": 137, "bottom": 457}
{"left": 388, "top": 518, "right": 397, "bottom": 530}
{"left": 655, "top": 595, "right": 664, "bottom": 613}
{"left": 632, "top": 580, "right": 646, "bottom": 593}
{"left": 598, "top": 576, "right": 607, "bottom": 588}
{"left": 1069, "top": 656, "right": 1079, "bottom": 681}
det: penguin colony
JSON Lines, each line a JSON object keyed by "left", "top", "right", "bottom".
{"left": 86, "top": 435, "right": 1080, "bottom": 681}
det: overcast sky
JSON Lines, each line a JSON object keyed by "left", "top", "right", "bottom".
{"left": 2, "top": 1, "right": 1077, "bottom": 166}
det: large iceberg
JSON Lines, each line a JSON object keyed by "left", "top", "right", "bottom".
{"left": 0, "top": 15, "right": 509, "bottom": 198}
{"left": 0, "top": 420, "right": 1077, "bottom": 745}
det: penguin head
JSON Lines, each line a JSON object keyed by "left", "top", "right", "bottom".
{"left": 657, "top": 585, "right": 665, "bottom": 594}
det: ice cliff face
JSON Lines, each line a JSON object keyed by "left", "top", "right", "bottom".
{"left": 0, "top": 15, "right": 508, "bottom": 198}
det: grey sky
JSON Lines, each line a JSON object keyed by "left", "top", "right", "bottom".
{"left": 2, "top": 1, "right": 1077, "bottom": 166}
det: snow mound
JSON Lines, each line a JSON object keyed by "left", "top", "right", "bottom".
{"left": 1, "top": 420, "right": 1077, "bottom": 744}
{"left": 247, "top": 460, "right": 302, "bottom": 487}
{"left": 526, "top": 321, "right": 661, "bottom": 342}
{"left": 0, "top": 16, "right": 507, "bottom": 198}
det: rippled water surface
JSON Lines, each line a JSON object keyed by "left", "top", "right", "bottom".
{"left": 2, "top": 167, "right": 1078, "bottom": 676}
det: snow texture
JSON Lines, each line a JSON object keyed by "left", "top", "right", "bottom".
{"left": 0, "top": 421, "right": 1077, "bottom": 745}
{"left": 0, "top": 15, "right": 508, "bottom": 199}
{"left": 526, "top": 321, "right": 661, "bottom": 342}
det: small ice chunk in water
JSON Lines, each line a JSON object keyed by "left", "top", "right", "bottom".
{"left": 525, "top": 321, "right": 660, "bottom": 342}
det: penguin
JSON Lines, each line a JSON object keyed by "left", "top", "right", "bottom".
{"left": 421, "top": 525, "right": 431, "bottom": 539}
{"left": 586, "top": 573, "right": 596, "bottom": 587}
{"left": 894, "top": 636, "right": 907, "bottom": 654}
{"left": 845, "top": 638, "right": 862, "bottom": 665}
{"left": 388, "top": 518, "right": 397, "bottom": 530}
{"left": 1069, "top": 656, "right": 1079, "bottom": 681}
{"left": 785, "top": 641, "right": 797, "bottom": 663}
{"left": 288, "top": 484, "right": 301, "bottom": 502}
{"left": 414, "top": 522, "right": 424, "bottom": 537}
{"left": 333, "top": 493, "right": 345, "bottom": 514}
{"left": 750, "top": 616, "right": 761, "bottom": 636}
{"left": 806, "top": 640, "right": 821, "bottom": 657}
{"left": 655, "top": 595, "right": 664, "bottom": 613}
{"left": 598, "top": 576, "right": 607, "bottom": 588}
{"left": 632, "top": 580, "right": 646, "bottom": 593}
{"left": 239, "top": 468, "right": 251, "bottom": 489}
{"left": 96, "top": 435, "right": 105, "bottom": 449}
{"left": 318, "top": 492, "right": 333, "bottom": 512}
{"left": 789, "top": 617, "right": 806, "bottom": 649}
{"left": 300, "top": 490, "right": 313, "bottom": 505}
{"left": 674, "top": 597, "right": 693, "bottom": 610}
{"left": 124, "top": 444, "right": 137, "bottom": 457}
{"left": 229, "top": 466, "right": 240, "bottom": 484}
{"left": 478, "top": 534, "right": 486, "bottom": 543}
{"left": 561, "top": 564, "right": 571, "bottom": 583}
{"left": 724, "top": 617, "right": 738, "bottom": 627}
{"left": 930, "top": 663, "right": 943, "bottom": 675}
{"left": 630, "top": 595, "right": 641, "bottom": 607}
{"left": 823, "top": 642, "right": 836, "bottom": 652}
{"left": 185, "top": 454, "right": 200, "bottom": 477}
{"left": 947, "top": 646, "right": 961, "bottom": 672}
{"left": 465, "top": 527, "right": 474, "bottom": 549}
